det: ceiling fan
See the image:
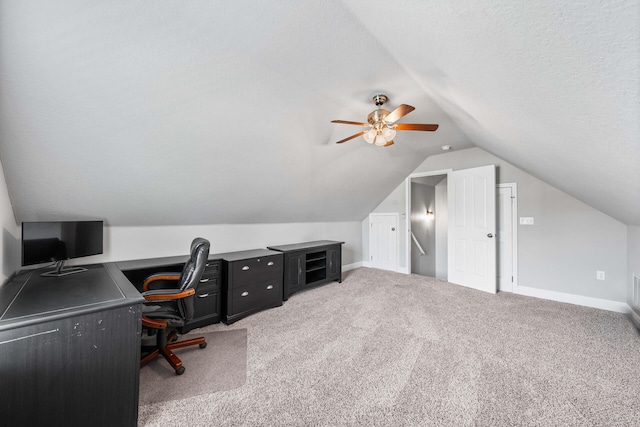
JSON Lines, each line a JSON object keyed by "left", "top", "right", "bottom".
{"left": 331, "top": 94, "right": 439, "bottom": 146}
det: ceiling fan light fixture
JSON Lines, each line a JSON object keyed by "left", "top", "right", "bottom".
{"left": 363, "top": 128, "right": 376, "bottom": 144}
{"left": 373, "top": 133, "right": 387, "bottom": 146}
{"left": 382, "top": 126, "right": 396, "bottom": 141}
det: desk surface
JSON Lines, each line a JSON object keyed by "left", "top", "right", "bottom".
{"left": 267, "top": 240, "right": 344, "bottom": 253}
{"left": 0, "top": 263, "right": 143, "bottom": 331}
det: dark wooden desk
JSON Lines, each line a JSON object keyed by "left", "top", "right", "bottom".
{"left": 0, "top": 263, "right": 144, "bottom": 427}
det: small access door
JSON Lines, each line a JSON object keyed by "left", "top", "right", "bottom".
{"left": 369, "top": 213, "right": 398, "bottom": 272}
{"left": 447, "top": 165, "right": 497, "bottom": 293}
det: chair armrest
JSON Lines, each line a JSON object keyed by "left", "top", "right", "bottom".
{"left": 142, "top": 288, "right": 195, "bottom": 302}
{"left": 143, "top": 273, "right": 181, "bottom": 291}
{"left": 142, "top": 316, "right": 167, "bottom": 329}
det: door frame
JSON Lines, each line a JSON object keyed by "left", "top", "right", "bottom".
{"left": 498, "top": 183, "right": 519, "bottom": 293}
{"left": 369, "top": 212, "right": 400, "bottom": 272}
{"left": 405, "top": 169, "right": 452, "bottom": 275}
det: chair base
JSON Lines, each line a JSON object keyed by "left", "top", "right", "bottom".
{"left": 141, "top": 330, "right": 207, "bottom": 375}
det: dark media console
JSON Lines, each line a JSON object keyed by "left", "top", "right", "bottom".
{"left": 268, "top": 240, "right": 343, "bottom": 300}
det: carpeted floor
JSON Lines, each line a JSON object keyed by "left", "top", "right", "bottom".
{"left": 139, "top": 329, "right": 247, "bottom": 405}
{"left": 138, "top": 268, "right": 640, "bottom": 426}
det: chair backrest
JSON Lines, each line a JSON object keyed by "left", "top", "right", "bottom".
{"left": 178, "top": 238, "right": 210, "bottom": 320}
{"left": 179, "top": 237, "right": 210, "bottom": 291}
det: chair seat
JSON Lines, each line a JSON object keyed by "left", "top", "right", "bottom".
{"left": 143, "top": 303, "right": 185, "bottom": 327}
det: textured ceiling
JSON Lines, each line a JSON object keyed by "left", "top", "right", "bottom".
{"left": 0, "top": 1, "right": 638, "bottom": 226}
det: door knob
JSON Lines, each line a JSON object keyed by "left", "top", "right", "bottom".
{"left": 487, "top": 233, "right": 493, "bottom": 238}
{"left": 391, "top": 227, "right": 396, "bottom": 231}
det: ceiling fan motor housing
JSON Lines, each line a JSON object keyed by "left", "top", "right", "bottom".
{"left": 373, "top": 94, "right": 388, "bottom": 106}
{"left": 367, "top": 109, "right": 391, "bottom": 126}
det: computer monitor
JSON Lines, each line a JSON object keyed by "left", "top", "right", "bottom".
{"left": 22, "top": 220, "right": 104, "bottom": 276}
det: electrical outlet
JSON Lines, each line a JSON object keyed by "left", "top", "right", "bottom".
{"left": 596, "top": 271, "right": 605, "bottom": 280}
{"left": 519, "top": 217, "right": 534, "bottom": 225}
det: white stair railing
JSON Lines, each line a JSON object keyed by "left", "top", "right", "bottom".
{"left": 411, "top": 231, "right": 426, "bottom": 255}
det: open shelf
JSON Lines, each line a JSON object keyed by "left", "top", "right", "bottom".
{"left": 306, "top": 268, "right": 326, "bottom": 284}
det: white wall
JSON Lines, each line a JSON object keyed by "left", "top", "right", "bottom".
{"left": 64, "top": 221, "right": 362, "bottom": 268}
{"left": 628, "top": 226, "right": 640, "bottom": 306}
{"left": 411, "top": 147, "right": 627, "bottom": 303}
{"left": 0, "top": 159, "right": 19, "bottom": 281}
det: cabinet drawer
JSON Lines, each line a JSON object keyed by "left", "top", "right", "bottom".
{"left": 229, "top": 279, "right": 282, "bottom": 315}
{"left": 197, "top": 275, "right": 219, "bottom": 288}
{"left": 193, "top": 285, "right": 220, "bottom": 320}
{"left": 230, "top": 255, "right": 282, "bottom": 287}
{"left": 203, "top": 260, "right": 221, "bottom": 276}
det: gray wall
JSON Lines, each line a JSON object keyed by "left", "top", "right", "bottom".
{"left": 0, "top": 159, "right": 18, "bottom": 281}
{"left": 435, "top": 177, "right": 448, "bottom": 280}
{"left": 411, "top": 183, "right": 435, "bottom": 276}
{"left": 413, "top": 147, "right": 627, "bottom": 302}
{"left": 629, "top": 226, "right": 640, "bottom": 306}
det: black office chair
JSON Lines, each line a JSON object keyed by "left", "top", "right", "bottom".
{"left": 140, "top": 238, "right": 210, "bottom": 375}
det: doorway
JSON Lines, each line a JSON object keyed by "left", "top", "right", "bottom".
{"left": 498, "top": 183, "right": 518, "bottom": 292}
{"left": 409, "top": 174, "right": 448, "bottom": 280}
{"left": 406, "top": 169, "right": 516, "bottom": 294}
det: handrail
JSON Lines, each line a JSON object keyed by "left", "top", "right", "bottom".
{"left": 411, "top": 231, "right": 426, "bottom": 255}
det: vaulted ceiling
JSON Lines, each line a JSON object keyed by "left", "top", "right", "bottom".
{"left": 0, "top": 1, "right": 638, "bottom": 226}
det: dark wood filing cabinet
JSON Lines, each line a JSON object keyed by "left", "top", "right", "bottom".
{"left": 267, "top": 240, "right": 343, "bottom": 300}
{"left": 220, "top": 249, "right": 283, "bottom": 324}
{"left": 181, "top": 258, "right": 221, "bottom": 332}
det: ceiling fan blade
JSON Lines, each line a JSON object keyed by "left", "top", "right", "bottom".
{"left": 395, "top": 123, "right": 439, "bottom": 131}
{"left": 335, "top": 131, "right": 366, "bottom": 144}
{"left": 383, "top": 140, "right": 394, "bottom": 147}
{"left": 331, "top": 120, "right": 369, "bottom": 126}
{"left": 384, "top": 104, "right": 415, "bottom": 123}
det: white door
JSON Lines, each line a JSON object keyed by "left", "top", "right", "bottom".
{"left": 447, "top": 165, "right": 497, "bottom": 293}
{"left": 370, "top": 213, "right": 398, "bottom": 272}
{"left": 498, "top": 185, "right": 515, "bottom": 292}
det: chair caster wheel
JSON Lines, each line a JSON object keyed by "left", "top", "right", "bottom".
{"left": 175, "top": 366, "right": 185, "bottom": 375}
{"left": 199, "top": 342, "right": 207, "bottom": 349}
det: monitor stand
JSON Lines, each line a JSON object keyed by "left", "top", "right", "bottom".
{"left": 41, "top": 260, "right": 88, "bottom": 277}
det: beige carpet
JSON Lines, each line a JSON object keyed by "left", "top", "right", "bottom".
{"left": 138, "top": 268, "right": 640, "bottom": 426}
{"left": 138, "top": 329, "right": 247, "bottom": 405}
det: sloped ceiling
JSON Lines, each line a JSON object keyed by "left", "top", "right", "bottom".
{"left": 0, "top": 1, "right": 638, "bottom": 226}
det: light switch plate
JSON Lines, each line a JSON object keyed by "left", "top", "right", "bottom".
{"left": 519, "top": 217, "right": 534, "bottom": 225}
{"left": 597, "top": 271, "right": 605, "bottom": 280}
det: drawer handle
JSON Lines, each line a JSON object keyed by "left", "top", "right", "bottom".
{"left": 241, "top": 291, "right": 249, "bottom": 297}
{"left": 242, "top": 266, "right": 250, "bottom": 271}
{"left": 198, "top": 293, "right": 209, "bottom": 298}
{"left": 266, "top": 284, "right": 274, "bottom": 290}
{"left": 200, "top": 278, "right": 209, "bottom": 283}
{"left": 206, "top": 263, "right": 209, "bottom": 267}
{"left": 268, "top": 261, "right": 274, "bottom": 266}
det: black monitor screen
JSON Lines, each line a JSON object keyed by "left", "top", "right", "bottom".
{"left": 22, "top": 221, "right": 104, "bottom": 266}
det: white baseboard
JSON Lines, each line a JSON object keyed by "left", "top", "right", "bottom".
{"left": 342, "top": 262, "right": 364, "bottom": 272}
{"left": 515, "top": 285, "right": 630, "bottom": 314}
